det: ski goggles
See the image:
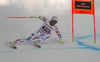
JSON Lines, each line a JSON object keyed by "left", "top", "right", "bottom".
{"left": 52, "top": 20, "right": 57, "bottom": 23}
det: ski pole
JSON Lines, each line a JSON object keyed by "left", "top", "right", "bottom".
{"left": 7, "top": 17, "right": 39, "bottom": 18}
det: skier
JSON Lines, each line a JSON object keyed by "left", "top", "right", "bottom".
{"left": 9, "top": 16, "right": 64, "bottom": 48}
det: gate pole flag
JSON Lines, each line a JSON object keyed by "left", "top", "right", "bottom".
{"left": 72, "top": 0, "right": 96, "bottom": 43}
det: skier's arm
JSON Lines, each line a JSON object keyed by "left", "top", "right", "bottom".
{"left": 54, "top": 27, "right": 64, "bottom": 44}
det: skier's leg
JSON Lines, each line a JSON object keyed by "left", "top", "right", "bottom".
{"left": 10, "top": 35, "right": 33, "bottom": 45}
{"left": 11, "top": 29, "right": 41, "bottom": 45}
{"left": 33, "top": 33, "right": 51, "bottom": 44}
{"left": 40, "top": 33, "right": 51, "bottom": 41}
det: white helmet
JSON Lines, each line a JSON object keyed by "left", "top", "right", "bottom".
{"left": 51, "top": 16, "right": 58, "bottom": 23}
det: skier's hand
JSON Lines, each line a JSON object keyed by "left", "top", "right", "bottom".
{"left": 39, "top": 16, "right": 46, "bottom": 21}
{"left": 60, "top": 39, "right": 64, "bottom": 44}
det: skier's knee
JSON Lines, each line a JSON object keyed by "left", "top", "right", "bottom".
{"left": 31, "top": 33, "right": 34, "bottom": 36}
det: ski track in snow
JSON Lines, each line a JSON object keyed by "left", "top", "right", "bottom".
{"left": 0, "top": 33, "right": 100, "bottom": 53}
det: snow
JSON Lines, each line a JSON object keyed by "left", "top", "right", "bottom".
{"left": 0, "top": 16, "right": 100, "bottom": 62}
{"left": 0, "top": 0, "right": 100, "bottom": 62}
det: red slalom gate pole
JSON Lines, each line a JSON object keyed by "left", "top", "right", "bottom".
{"left": 93, "top": 0, "right": 96, "bottom": 43}
{"left": 72, "top": 14, "right": 74, "bottom": 42}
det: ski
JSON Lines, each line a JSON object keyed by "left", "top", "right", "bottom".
{"left": 12, "top": 45, "right": 17, "bottom": 49}
{"left": 34, "top": 44, "right": 41, "bottom": 48}
{"left": 9, "top": 42, "right": 17, "bottom": 49}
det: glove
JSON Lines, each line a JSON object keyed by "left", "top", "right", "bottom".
{"left": 39, "top": 16, "right": 46, "bottom": 21}
{"left": 60, "top": 39, "right": 64, "bottom": 44}
{"left": 42, "top": 17, "right": 46, "bottom": 21}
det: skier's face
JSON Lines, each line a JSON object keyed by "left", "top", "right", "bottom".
{"left": 50, "top": 20, "right": 57, "bottom": 26}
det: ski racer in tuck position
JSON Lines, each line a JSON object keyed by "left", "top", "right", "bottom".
{"left": 9, "top": 16, "right": 64, "bottom": 47}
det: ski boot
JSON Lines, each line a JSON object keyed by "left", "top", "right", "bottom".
{"left": 60, "top": 39, "right": 64, "bottom": 44}
{"left": 9, "top": 40, "right": 17, "bottom": 49}
{"left": 34, "top": 39, "right": 41, "bottom": 48}
{"left": 9, "top": 40, "right": 16, "bottom": 46}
